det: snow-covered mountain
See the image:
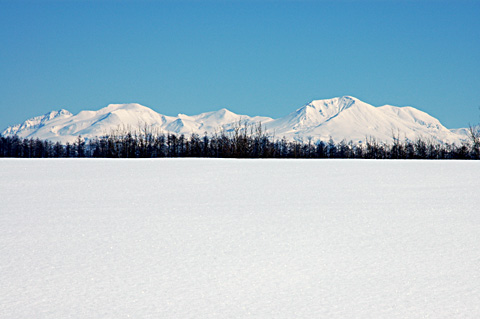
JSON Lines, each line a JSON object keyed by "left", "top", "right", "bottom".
{"left": 269, "top": 96, "right": 469, "bottom": 144}
{"left": 1, "top": 96, "right": 469, "bottom": 144}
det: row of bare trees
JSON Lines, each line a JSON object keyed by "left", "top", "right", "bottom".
{"left": 1, "top": 123, "right": 479, "bottom": 159}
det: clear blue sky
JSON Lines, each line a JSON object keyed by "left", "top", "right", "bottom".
{"left": 1, "top": 0, "right": 479, "bottom": 131}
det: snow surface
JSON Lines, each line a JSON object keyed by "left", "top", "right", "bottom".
{"left": 1, "top": 96, "right": 468, "bottom": 144}
{"left": 1, "top": 159, "right": 480, "bottom": 318}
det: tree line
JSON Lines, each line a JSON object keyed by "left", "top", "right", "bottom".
{"left": 1, "top": 123, "right": 479, "bottom": 159}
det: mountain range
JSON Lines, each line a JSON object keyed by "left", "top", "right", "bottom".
{"left": 2, "top": 96, "right": 469, "bottom": 144}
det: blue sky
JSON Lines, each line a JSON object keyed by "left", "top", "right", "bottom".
{"left": 1, "top": 0, "right": 479, "bottom": 131}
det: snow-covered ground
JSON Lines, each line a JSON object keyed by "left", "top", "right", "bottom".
{"left": 1, "top": 159, "right": 479, "bottom": 318}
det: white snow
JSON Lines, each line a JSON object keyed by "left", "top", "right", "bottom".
{"left": 1, "top": 96, "right": 469, "bottom": 144}
{"left": 1, "top": 159, "right": 479, "bottom": 318}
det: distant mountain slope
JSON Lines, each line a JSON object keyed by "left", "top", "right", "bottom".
{"left": 267, "top": 96, "right": 466, "bottom": 144}
{"left": 1, "top": 97, "right": 469, "bottom": 144}
{"left": 3, "top": 109, "right": 73, "bottom": 137}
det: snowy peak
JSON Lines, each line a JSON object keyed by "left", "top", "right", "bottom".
{"left": 191, "top": 108, "right": 240, "bottom": 123}
{"left": 47, "top": 109, "right": 73, "bottom": 119}
{"left": 264, "top": 96, "right": 466, "bottom": 144}
{"left": 308, "top": 96, "right": 359, "bottom": 119}
{"left": 271, "top": 96, "right": 364, "bottom": 131}
{"left": 1, "top": 104, "right": 167, "bottom": 142}
{"left": 105, "top": 103, "right": 162, "bottom": 116}
{"left": 1, "top": 97, "right": 469, "bottom": 144}
{"left": 165, "top": 118, "right": 200, "bottom": 134}
{"left": 2, "top": 109, "right": 73, "bottom": 136}
{"left": 1, "top": 103, "right": 268, "bottom": 143}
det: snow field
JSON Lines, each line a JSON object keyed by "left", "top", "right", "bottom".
{"left": 1, "top": 158, "right": 479, "bottom": 318}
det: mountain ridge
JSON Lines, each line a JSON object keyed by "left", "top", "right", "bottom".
{"left": 1, "top": 96, "right": 470, "bottom": 144}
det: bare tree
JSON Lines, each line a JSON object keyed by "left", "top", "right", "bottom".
{"left": 468, "top": 124, "right": 480, "bottom": 159}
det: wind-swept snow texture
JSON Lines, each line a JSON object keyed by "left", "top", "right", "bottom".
{"left": 1, "top": 159, "right": 479, "bottom": 318}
